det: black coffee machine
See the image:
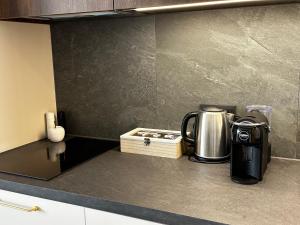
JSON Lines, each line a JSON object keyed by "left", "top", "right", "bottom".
{"left": 231, "top": 111, "right": 271, "bottom": 184}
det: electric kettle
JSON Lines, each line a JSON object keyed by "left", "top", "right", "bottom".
{"left": 181, "top": 107, "right": 234, "bottom": 163}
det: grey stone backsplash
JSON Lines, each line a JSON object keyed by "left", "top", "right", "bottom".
{"left": 51, "top": 3, "right": 300, "bottom": 159}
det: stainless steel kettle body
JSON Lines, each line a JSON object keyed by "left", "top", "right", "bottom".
{"left": 181, "top": 107, "right": 231, "bottom": 161}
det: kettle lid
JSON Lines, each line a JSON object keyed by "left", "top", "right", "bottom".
{"left": 203, "top": 107, "right": 224, "bottom": 112}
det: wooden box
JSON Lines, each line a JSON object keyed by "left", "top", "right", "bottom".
{"left": 120, "top": 128, "right": 182, "bottom": 159}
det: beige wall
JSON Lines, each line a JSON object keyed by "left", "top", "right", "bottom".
{"left": 0, "top": 21, "right": 56, "bottom": 153}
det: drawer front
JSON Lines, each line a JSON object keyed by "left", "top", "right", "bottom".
{"left": 85, "top": 208, "right": 164, "bottom": 225}
{"left": 0, "top": 189, "right": 85, "bottom": 225}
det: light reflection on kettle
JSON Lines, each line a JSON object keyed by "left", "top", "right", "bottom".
{"left": 47, "top": 142, "right": 66, "bottom": 162}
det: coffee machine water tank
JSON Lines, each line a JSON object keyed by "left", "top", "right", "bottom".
{"left": 246, "top": 105, "right": 272, "bottom": 128}
{"left": 231, "top": 112, "right": 271, "bottom": 185}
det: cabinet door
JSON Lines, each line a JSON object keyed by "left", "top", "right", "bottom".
{"left": 40, "top": 0, "right": 113, "bottom": 15}
{"left": 114, "top": 0, "right": 205, "bottom": 10}
{"left": 0, "top": 0, "right": 40, "bottom": 18}
{"left": 0, "top": 189, "right": 85, "bottom": 225}
{"left": 85, "top": 208, "right": 164, "bottom": 225}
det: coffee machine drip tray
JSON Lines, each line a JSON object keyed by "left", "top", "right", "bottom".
{"left": 189, "top": 154, "right": 230, "bottom": 164}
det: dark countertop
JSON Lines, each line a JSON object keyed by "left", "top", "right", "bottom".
{"left": 0, "top": 141, "right": 299, "bottom": 225}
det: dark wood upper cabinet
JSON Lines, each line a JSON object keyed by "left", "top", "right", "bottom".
{"left": 0, "top": 0, "right": 296, "bottom": 20}
{"left": 114, "top": 0, "right": 297, "bottom": 11}
{"left": 114, "top": 0, "right": 209, "bottom": 10}
{"left": 40, "top": 0, "right": 113, "bottom": 15}
{"left": 0, "top": 0, "right": 40, "bottom": 18}
{"left": 0, "top": 0, "right": 114, "bottom": 19}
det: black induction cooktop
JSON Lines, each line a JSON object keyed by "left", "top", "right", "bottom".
{"left": 0, "top": 137, "right": 119, "bottom": 180}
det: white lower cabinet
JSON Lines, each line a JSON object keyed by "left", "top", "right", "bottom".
{"left": 85, "top": 208, "right": 163, "bottom": 225}
{"left": 0, "top": 189, "right": 85, "bottom": 225}
{"left": 0, "top": 189, "right": 163, "bottom": 225}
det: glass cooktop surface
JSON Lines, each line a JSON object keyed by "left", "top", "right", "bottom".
{"left": 0, "top": 137, "right": 119, "bottom": 180}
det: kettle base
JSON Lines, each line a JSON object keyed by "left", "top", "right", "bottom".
{"left": 189, "top": 154, "right": 230, "bottom": 164}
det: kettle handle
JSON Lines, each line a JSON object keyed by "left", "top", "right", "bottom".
{"left": 181, "top": 111, "right": 198, "bottom": 144}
